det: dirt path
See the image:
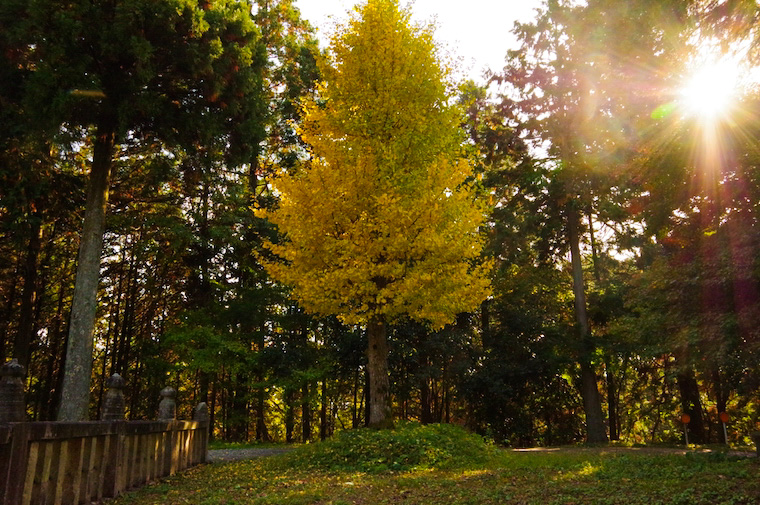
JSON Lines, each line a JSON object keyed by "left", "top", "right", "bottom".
{"left": 510, "top": 446, "right": 756, "bottom": 457}
{"left": 207, "top": 447, "right": 294, "bottom": 463}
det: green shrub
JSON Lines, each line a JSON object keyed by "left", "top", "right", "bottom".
{"left": 280, "top": 422, "right": 497, "bottom": 474}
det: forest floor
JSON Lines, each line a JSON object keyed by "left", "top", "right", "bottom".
{"left": 109, "top": 446, "right": 759, "bottom": 505}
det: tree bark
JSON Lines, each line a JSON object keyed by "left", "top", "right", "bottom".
{"left": 58, "top": 117, "right": 116, "bottom": 421}
{"left": 255, "top": 385, "right": 270, "bottom": 442}
{"left": 320, "top": 379, "right": 328, "bottom": 441}
{"left": 677, "top": 366, "right": 706, "bottom": 443}
{"left": 367, "top": 317, "right": 392, "bottom": 428}
{"left": 302, "top": 380, "right": 311, "bottom": 442}
{"left": 352, "top": 368, "right": 359, "bottom": 428}
{"left": 605, "top": 359, "right": 619, "bottom": 441}
{"left": 420, "top": 352, "right": 432, "bottom": 424}
{"left": 285, "top": 387, "right": 295, "bottom": 443}
{"left": 568, "top": 205, "right": 608, "bottom": 443}
{"left": 14, "top": 216, "right": 42, "bottom": 368}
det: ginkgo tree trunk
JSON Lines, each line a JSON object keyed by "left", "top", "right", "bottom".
{"left": 261, "top": 0, "right": 491, "bottom": 428}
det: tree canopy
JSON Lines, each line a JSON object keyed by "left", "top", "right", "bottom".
{"left": 261, "top": 0, "right": 490, "bottom": 426}
{"left": 2, "top": 0, "right": 760, "bottom": 448}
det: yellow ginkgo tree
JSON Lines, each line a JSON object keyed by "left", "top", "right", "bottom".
{"left": 261, "top": 0, "right": 491, "bottom": 428}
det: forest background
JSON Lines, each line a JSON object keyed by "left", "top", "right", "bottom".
{"left": 2, "top": 0, "right": 760, "bottom": 447}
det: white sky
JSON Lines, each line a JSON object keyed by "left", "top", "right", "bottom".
{"left": 295, "top": 0, "right": 543, "bottom": 83}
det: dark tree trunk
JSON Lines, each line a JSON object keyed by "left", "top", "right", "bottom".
{"left": 606, "top": 359, "right": 619, "bottom": 441}
{"left": 568, "top": 205, "right": 608, "bottom": 443}
{"left": 677, "top": 366, "right": 706, "bottom": 443}
{"left": 420, "top": 357, "right": 432, "bottom": 424}
{"left": 116, "top": 253, "right": 137, "bottom": 375}
{"left": 255, "top": 386, "right": 270, "bottom": 442}
{"left": 231, "top": 373, "right": 249, "bottom": 441}
{"left": 109, "top": 257, "right": 125, "bottom": 373}
{"left": 480, "top": 299, "right": 491, "bottom": 349}
{"left": 302, "top": 380, "right": 311, "bottom": 442}
{"left": 712, "top": 367, "right": 727, "bottom": 414}
{"left": 352, "top": 368, "right": 360, "bottom": 429}
{"left": 209, "top": 377, "right": 217, "bottom": 442}
{"left": 0, "top": 258, "right": 21, "bottom": 364}
{"left": 367, "top": 318, "right": 392, "bottom": 428}
{"left": 253, "top": 322, "right": 270, "bottom": 442}
{"left": 364, "top": 365, "right": 371, "bottom": 427}
{"left": 320, "top": 379, "right": 328, "bottom": 441}
{"left": 14, "top": 216, "right": 42, "bottom": 369}
{"left": 58, "top": 116, "right": 116, "bottom": 421}
{"left": 129, "top": 354, "right": 144, "bottom": 418}
{"left": 285, "top": 388, "right": 295, "bottom": 443}
{"left": 587, "top": 206, "right": 619, "bottom": 441}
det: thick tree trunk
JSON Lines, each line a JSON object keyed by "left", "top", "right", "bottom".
{"left": 677, "top": 366, "right": 706, "bottom": 443}
{"left": 712, "top": 367, "right": 727, "bottom": 414}
{"left": 58, "top": 118, "right": 116, "bottom": 421}
{"left": 367, "top": 318, "right": 392, "bottom": 428}
{"left": 567, "top": 205, "right": 608, "bottom": 443}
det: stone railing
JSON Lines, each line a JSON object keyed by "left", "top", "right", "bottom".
{"left": 0, "top": 359, "right": 209, "bottom": 505}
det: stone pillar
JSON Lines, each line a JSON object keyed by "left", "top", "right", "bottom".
{"left": 101, "top": 373, "right": 126, "bottom": 420}
{"left": 0, "top": 359, "right": 26, "bottom": 422}
{"left": 193, "top": 402, "right": 209, "bottom": 422}
{"left": 193, "top": 402, "right": 209, "bottom": 464}
{"left": 158, "top": 386, "right": 177, "bottom": 420}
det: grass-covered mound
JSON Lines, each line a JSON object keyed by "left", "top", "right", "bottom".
{"left": 280, "top": 422, "right": 497, "bottom": 473}
{"left": 113, "top": 439, "right": 760, "bottom": 505}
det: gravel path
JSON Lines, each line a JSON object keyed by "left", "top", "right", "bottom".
{"left": 207, "top": 447, "right": 294, "bottom": 463}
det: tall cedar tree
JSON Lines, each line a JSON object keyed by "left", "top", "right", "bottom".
{"left": 1, "top": 0, "right": 267, "bottom": 420}
{"left": 499, "top": 0, "right": 687, "bottom": 443}
{"left": 261, "top": 0, "right": 491, "bottom": 428}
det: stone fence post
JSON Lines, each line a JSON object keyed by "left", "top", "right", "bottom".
{"left": 194, "top": 402, "right": 209, "bottom": 463}
{"left": 193, "top": 402, "right": 209, "bottom": 423}
{"left": 101, "top": 373, "right": 126, "bottom": 420}
{"left": 158, "top": 386, "right": 177, "bottom": 420}
{"left": 0, "top": 359, "right": 26, "bottom": 423}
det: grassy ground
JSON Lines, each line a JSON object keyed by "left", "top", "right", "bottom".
{"left": 111, "top": 425, "right": 759, "bottom": 505}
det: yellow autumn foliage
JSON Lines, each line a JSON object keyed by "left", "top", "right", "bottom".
{"left": 261, "top": 0, "right": 491, "bottom": 329}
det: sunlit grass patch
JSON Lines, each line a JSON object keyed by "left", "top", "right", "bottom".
{"left": 111, "top": 425, "right": 760, "bottom": 505}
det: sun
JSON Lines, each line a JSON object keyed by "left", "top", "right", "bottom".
{"left": 680, "top": 58, "right": 740, "bottom": 120}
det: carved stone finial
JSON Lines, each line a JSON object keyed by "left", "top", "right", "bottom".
{"left": 158, "top": 386, "right": 177, "bottom": 420}
{"left": 193, "top": 402, "right": 209, "bottom": 423}
{"left": 101, "top": 373, "right": 126, "bottom": 421}
{"left": 0, "top": 358, "right": 27, "bottom": 422}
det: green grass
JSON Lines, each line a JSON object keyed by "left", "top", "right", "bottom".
{"left": 111, "top": 423, "right": 760, "bottom": 505}
{"left": 208, "top": 440, "right": 289, "bottom": 450}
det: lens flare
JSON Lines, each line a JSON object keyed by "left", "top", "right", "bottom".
{"left": 680, "top": 59, "right": 739, "bottom": 120}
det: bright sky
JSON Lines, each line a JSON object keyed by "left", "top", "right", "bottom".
{"left": 295, "top": 0, "right": 543, "bottom": 83}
